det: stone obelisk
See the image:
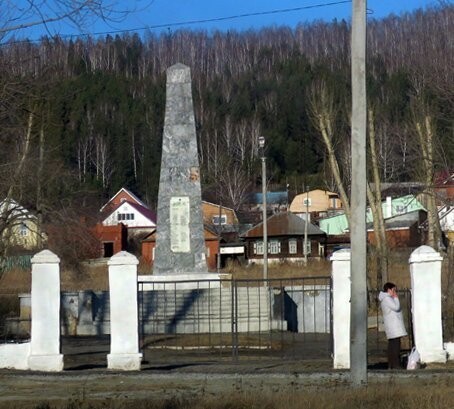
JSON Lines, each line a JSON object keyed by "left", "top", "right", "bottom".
{"left": 153, "top": 63, "right": 208, "bottom": 275}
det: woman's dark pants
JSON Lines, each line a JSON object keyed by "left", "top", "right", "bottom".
{"left": 388, "top": 337, "right": 401, "bottom": 369}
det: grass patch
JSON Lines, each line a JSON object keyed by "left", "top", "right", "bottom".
{"left": 14, "top": 381, "right": 454, "bottom": 409}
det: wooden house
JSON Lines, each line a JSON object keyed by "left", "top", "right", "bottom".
{"left": 290, "top": 189, "right": 343, "bottom": 219}
{"left": 241, "top": 212, "right": 327, "bottom": 264}
{"left": 0, "top": 199, "right": 43, "bottom": 251}
{"left": 202, "top": 201, "right": 238, "bottom": 226}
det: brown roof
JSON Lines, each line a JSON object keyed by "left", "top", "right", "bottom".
{"left": 241, "top": 212, "right": 326, "bottom": 238}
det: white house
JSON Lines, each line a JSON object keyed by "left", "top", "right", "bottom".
{"left": 101, "top": 200, "right": 156, "bottom": 229}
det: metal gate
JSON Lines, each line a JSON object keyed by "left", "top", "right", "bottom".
{"left": 137, "top": 276, "right": 333, "bottom": 365}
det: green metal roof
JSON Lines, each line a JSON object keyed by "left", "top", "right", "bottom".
{"left": 319, "top": 195, "right": 426, "bottom": 235}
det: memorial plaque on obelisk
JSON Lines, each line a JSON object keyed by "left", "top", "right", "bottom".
{"left": 153, "top": 63, "right": 208, "bottom": 275}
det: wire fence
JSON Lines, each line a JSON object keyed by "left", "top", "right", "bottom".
{"left": 137, "top": 276, "right": 333, "bottom": 364}
{"left": 3, "top": 282, "right": 440, "bottom": 370}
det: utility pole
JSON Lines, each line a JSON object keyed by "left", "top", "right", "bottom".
{"left": 259, "top": 136, "right": 268, "bottom": 284}
{"left": 351, "top": 0, "right": 368, "bottom": 385}
{"left": 217, "top": 201, "right": 222, "bottom": 274}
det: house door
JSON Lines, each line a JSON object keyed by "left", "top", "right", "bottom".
{"left": 103, "top": 242, "right": 114, "bottom": 258}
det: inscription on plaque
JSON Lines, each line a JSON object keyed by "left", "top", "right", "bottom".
{"left": 170, "top": 197, "right": 190, "bottom": 253}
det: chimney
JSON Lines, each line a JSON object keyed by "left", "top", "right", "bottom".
{"left": 386, "top": 196, "right": 392, "bottom": 218}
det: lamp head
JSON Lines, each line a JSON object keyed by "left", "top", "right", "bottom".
{"left": 258, "top": 136, "right": 265, "bottom": 149}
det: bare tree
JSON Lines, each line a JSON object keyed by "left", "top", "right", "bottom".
{"left": 92, "top": 134, "right": 112, "bottom": 189}
{"left": 410, "top": 98, "right": 444, "bottom": 250}
{"left": 309, "top": 80, "right": 351, "bottom": 223}
{"left": 217, "top": 157, "right": 252, "bottom": 212}
{"left": 0, "top": 1, "right": 146, "bottom": 41}
{"left": 367, "top": 108, "right": 389, "bottom": 285}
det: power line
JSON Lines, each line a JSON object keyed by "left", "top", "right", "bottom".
{"left": 1, "top": 1, "right": 352, "bottom": 46}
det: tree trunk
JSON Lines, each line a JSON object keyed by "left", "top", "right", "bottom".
{"left": 36, "top": 124, "right": 44, "bottom": 249}
{"left": 7, "top": 111, "right": 33, "bottom": 200}
{"left": 415, "top": 115, "right": 442, "bottom": 250}
{"left": 316, "top": 112, "right": 351, "bottom": 225}
{"left": 368, "top": 108, "right": 388, "bottom": 285}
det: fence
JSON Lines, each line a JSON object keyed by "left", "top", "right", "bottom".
{"left": 0, "top": 293, "right": 21, "bottom": 342}
{"left": 137, "top": 276, "right": 333, "bottom": 363}
{"left": 0, "top": 255, "right": 32, "bottom": 273}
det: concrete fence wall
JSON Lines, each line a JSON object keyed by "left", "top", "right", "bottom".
{"left": 2, "top": 245, "right": 452, "bottom": 372}
{"left": 331, "top": 245, "right": 450, "bottom": 369}
{"left": 0, "top": 250, "right": 63, "bottom": 371}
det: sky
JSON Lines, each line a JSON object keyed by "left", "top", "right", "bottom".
{"left": 5, "top": 0, "right": 445, "bottom": 42}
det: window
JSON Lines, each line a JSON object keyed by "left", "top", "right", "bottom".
{"left": 254, "top": 241, "right": 264, "bottom": 255}
{"left": 19, "top": 223, "right": 28, "bottom": 236}
{"left": 303, "top": 198, "right": 312, "bottom": 206}
{"left": 289, "top": 238, "right": 297, "bottom": 254}
{"left": 304, "top": 239, "right": 312, "bottom": 255}
{"left": 212, "top": 215, "right": 227, "bottom": 225}
{"left": 268, "top": 240, "right": 281, "bottom": 254}
{"left": 254, "top": 240, "right": 281, "bottom": 255}
{"left": 117, "top": 213, "right": 135, "bottom": 221}
{"left": 395, "top": 205, "right": 405, "bottom": 214}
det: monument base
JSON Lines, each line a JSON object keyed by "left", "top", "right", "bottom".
{"left": 107, "top": 353, "right": 143, "bottom": 371}
{"left": 28, "top": 354, "right": 64, "bottom": 372}
{"left": 138, "top": 273, "right": 229, "bottom": 290}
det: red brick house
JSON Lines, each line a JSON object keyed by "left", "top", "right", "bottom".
{"left": 91, "top": 188, "right": 156, "bottom": 258}
{"left": 91, "top": 223, "right": 127, "bottom": 258}
{"left": 367, "top": 210, "right": 427, "bottom": 248}
{"left": 141, "top": 227, "right": 220, "bottom": 271}
{"left": 100, "top": 187, "right": 148, "bottom": 214}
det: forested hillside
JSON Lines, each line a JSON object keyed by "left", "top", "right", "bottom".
{"left": 0, "top": 5, "right": 452, "bottom": 220}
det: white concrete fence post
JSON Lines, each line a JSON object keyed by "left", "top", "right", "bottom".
{"left": 331, "top": 248, "right": 351, "bottom": 369}
{"left": 28, "top": 250, "right": 64, "bottom": 371}
{"left": 107, "top": 251, "right": 142, "bottom": 370}
{"left": 409, "top": 245, "right": 447, "bottom": 363}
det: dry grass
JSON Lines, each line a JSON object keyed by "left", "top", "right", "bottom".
{"left": 225, "top": 250, "right": 418, "bottom": 289}
{"left": 0, "top": 248, "right": 450, "bottom": 295}
{"left": 0, "top": 263, "right": 110, "bottom": 292}
{"left": 226, "top": 259, "right": 331, "bottom": 281}
{"left": 5, "top": 380, "right": 453, "bottom": 409}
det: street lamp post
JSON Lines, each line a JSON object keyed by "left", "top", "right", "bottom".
{"left": 258, "top": 136, "right": 268, "bottom": 284}
{"left": 304, "top": 185, "right": 309, "bottom": 266}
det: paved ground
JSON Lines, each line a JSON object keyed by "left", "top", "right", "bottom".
{"left": 60, "top": 335, "right": 454, "bottom": 373}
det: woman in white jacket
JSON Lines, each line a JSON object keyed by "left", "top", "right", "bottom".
{"left": 379, "top": 282, "right": 408, "bottom": 369}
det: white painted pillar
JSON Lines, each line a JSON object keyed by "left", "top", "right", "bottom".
{"left": 28, "top": 250, "right": 64, "bottom": 371}
{"left": 107, "top": 251, "right": 142, "bottom": 370}
{"left": 409, "top": 245, "right": 447, "bottom": 363}
{"left": 331, "top": 248, "right": 351, "bottom": 369}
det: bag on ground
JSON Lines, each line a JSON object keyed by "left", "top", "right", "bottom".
{"left": 406, "top": 346, "right": 420, "bottom": 370}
